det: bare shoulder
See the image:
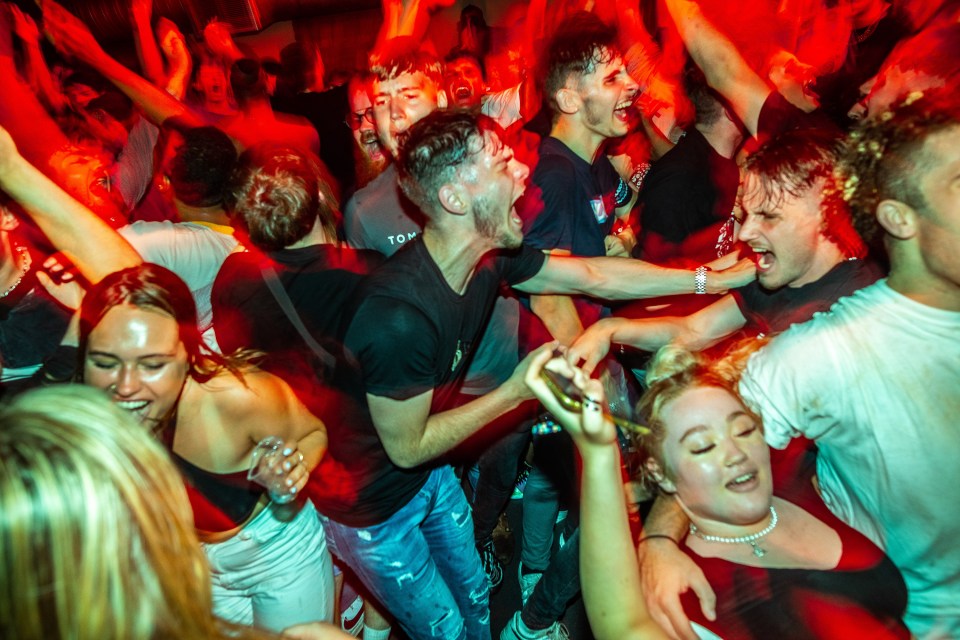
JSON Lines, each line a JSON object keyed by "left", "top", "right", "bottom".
{"left": 200, "top": 367, "right": 296, "bottom": 422}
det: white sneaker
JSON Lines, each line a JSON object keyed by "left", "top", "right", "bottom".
{"left": 518, "top": 562, "right": 543, "bottom": 607}
{"left": 499, "top": 611, "right": 570, "bottom": 640}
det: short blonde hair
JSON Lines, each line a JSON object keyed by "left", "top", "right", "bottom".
{"left": 0, "top": 385, "right": 238, "bottom": 639}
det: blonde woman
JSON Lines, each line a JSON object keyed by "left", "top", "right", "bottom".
{"left": 524, "top": 347, "right": 910, "bottom": 640}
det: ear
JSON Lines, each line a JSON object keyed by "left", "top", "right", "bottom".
{"left": 438, "top": 183, "right": 468, "bottom": 216}
{"left": 876, "top": 199, "right": 917, "bottom": 241}
{"left": 555, "top": 85, "right": 580, "bottom": 115}
{"left": 0, "top": 207, "right": 19, "bottom": 232}
{"left": 645, "top": 458, "right": 676, "bottom": 494}
{"left": 436, "top": 89, "right": 448, "bottom": 110}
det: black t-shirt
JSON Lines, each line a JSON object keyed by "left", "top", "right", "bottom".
{"left": 325, "top": 239, "right": 544, "bottom": 525}
{"left": 733, "top": 259, "right": 882, "bottom": 336}
{"left": 344, "top": 239, "right": 545, "bottom": 411}
{"left": 637, "top": 129, "right": 740, "bottom": 266}
{"left": 519, "top": 136, "right": 621, "bottom": 258}
{"left": 212, "top": 243, "right": 382, "bottom": 386}
{"left": 517, "top": 136, "right": 620, "bottom": 350}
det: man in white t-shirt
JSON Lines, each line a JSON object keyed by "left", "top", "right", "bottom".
{"left": 640, "top": 93, "right": 960, "bottom": 640}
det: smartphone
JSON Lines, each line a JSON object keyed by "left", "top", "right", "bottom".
{"left": 539, "top": 367, "right": 650, "bottom": 436}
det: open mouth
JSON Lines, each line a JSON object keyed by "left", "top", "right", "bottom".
{"left": 726, "top": 471, "right": 759, "bottom": 492}
{"left": 115, "top": 399, "right": 150, "bottom": 420}
{"left": 614, "top": 99, "right": 635, "bottom": 123}
{"left": 753, "top": 248, "right": 775, "bottom": 272}
{"left": 455, "top": 86, "right": 473, "bottom": 101}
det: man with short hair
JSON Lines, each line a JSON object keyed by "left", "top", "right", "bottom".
{"left": 634, "top": 95, "right": 960, "bottom": 640}
{"left": 342, "top": 43, "right": 445, "bottom": 255}
{"left": 569, "top": 128, "right": 876, "bottom": 372}
{"left": 738, "top": 95, "right": 960, "bottom": 639}
{"left": 324, "top": 110, "right": 752, "bottom": 640}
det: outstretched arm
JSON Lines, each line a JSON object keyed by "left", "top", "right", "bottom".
{"left": 568, "top": 295, "right": 748, "bottom": 374}
{"left": 8, "top": 4, "right": 65, "bottom": 114}
{"left": 130, "top": 0, "right": 164, "bottom": 85}
{"left": 524, "top": 350, "right": 667, "bottom": 640}
{"left": 662, "top": 0, "right": 770, "bottom": 136}
{"left": 0, "top": 126, "right": 141, "bottom": 283}
{"left": 514, "top": 253, "right": 755, "bottom": 300}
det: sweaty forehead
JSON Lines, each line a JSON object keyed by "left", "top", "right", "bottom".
{"left": 375, "top": 72, "right": 435, "bottom": 94}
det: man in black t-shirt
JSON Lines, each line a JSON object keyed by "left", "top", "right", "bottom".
{"left": 568, "top": 129, "right": 875, "bottom": 372}
{"left": 326, "top": 110, "right": 754, "bottom": 640}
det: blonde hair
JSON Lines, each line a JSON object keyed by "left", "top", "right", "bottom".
{"left": 635, "top": 344, "right": 762, "bottom": 489}
{"left": 0, "top": 385, "right": 271, "bottom": 639}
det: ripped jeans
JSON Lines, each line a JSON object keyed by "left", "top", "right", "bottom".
{"left": 320, "top": 466, "right": 491, "bottom": 640}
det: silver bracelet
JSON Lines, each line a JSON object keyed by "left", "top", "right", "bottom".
{"left": 695, "top": 266, "right": 709, "bottom": 294}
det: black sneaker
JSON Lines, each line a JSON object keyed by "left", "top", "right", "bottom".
{"left": 477, "top": 539, "right": 504, "bottom": 592}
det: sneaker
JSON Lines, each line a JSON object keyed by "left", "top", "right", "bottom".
{"left": 517, "top": 562, "right": 543, "bottom": 607}
{"left": 511, "top": 464, "right": 531, "bottom": 500}
{"left": 340, "top": 593, "right": 364, "bottom": 637}
{"left": 499, "top": 611, "right": 570, "bottom": 640}
{"left": 478, "top": 539, "right": 504, "bottom": 592}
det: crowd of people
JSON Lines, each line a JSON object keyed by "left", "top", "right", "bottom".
{"left": 0, "top": 0, "right": 957, "bottom": 638}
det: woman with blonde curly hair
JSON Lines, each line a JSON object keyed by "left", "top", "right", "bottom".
{"left": 524, "top": 346, "right": 910, "bottom": 640}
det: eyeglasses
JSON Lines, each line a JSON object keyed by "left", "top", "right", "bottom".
{"left": 346, "top": 108, "right": 374, "bottom": 129}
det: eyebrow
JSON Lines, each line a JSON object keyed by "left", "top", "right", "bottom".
{"left": 87, "top": 350, "right": 178, "bottom": 360}
{"left": 603, "top": 69, "right": 620, "bottom": 82}
{"left": 677, "top": 411, "right": 753, "bottom": 444}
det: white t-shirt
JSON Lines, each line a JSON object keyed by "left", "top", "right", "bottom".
{"left": 740, "top": 279, "right": 960, "bottom": 638}
{"left": 119, "top": 221, "right": 239, "bottom": 350}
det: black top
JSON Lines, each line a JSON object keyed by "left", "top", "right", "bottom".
{"left": 321, "top": 240, "right": 544, "bottom": 526}
{"left": 732, "top": 259, "right": 882, "bottom": 336}
{"left": 681, "top": 470, "right": 909, "bottom": 639}
{"left": 637, "top": 129, "right": 740, "bottom": 266}
{"left": 212, "top": 243, "right": 382, "bottom": 387}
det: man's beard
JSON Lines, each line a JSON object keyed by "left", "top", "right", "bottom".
{"left": 352, "top": 137, "right": 389, "bottom": 189}
{"left": 473, "top": 196, "right": 520, "bottom": 249}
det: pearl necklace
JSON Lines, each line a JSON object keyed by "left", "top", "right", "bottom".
{"left": 0, "top": 245, "right": 31, "bottom": 299}
{"left": 689, "top": 506, "right": 778, "bottom": 558}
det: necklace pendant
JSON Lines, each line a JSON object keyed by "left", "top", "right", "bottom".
{"left": 751, "top": 542, "right": 766, "bottom": 558}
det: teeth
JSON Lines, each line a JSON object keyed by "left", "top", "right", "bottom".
{"left": 116, "top": 400, "right": 148, "bottom": 411}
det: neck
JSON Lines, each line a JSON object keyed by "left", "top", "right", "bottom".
{"left": 175, "top": 201, "right": 231, "bottom": 228}
{"left": 287, "top": 220, "right": 335, "bottom": 250}
{"left": 421, "top": 225, "right": 491, "bottom": 294}
{"left": 551, "top": 118, "right": 604, "bottom": 163}
{"left": 886, "top": 245, "right": 960, "bottom": 311}
{"left": 687, "top": 504, "right": 777, "bottom": 541}
{"left": 789, "top": 243, "right": 846, "bottom": 288}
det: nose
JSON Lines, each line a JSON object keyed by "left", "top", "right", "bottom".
{"left": 390, "top": 97, "right": 405, "bottom": 121}
{"left": 624, "top": 70, "right": 640, "bottom": 98}
{"left": 722, "top": 438, "right": 748, "bottom": 467}
{"left": 114, "top": 365, "right": 141, "bottom": 398}
{"left": 737, "top": 213, "right": 760, "bottom": 243}
{"left": 512, "top": 157, "right": 530, "bottom": 185}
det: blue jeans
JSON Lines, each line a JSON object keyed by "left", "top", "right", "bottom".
{"left": 321, "top": 466, "right": 491, "bottom": 640}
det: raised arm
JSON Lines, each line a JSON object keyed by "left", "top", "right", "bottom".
{"left": 524, "top": 349, "right": 667, "bottom": 640}
{"left": 662, "top": 0, "right": 771, "bottom": 136}
{"left": 568, "top": 295, "right": 748, "bottom": 374}
{"left": 130, "top": 0, "right": 164, "bottom": 85}
{"left": 8, "top": 4, "right": 65, "bottom": 114}
{"left": 0, "top": 126, "right": 141, "bottom": 282}
{"left": 514, "top": 253, "right": 755, "bottom": 299}
{"left": 41, "top": 0, "right": 203, "bottom": 128}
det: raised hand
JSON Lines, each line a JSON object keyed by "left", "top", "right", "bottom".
{"left": 39, "top": 0, "right": 104, "bottom": 62}
{"left": 9, "top": 4, "right": 40, "bottom": 42}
